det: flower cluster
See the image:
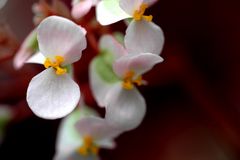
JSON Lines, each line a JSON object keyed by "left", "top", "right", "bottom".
{"left": 14, "top": 0, "right": 165, "bottom": 159}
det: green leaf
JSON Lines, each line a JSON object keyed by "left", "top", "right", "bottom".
{"left": 102, "top": 0, "right": 129, "bottom": 18}
{"left": 26, "top": 30, "right": 39, "bottom": 52}
{"left": 62, "top": 106, "right": 98, "bottom": 140}
{"left": 93, "top": 50, "right": 120, "bottom": 84}
{"left": 113, "top": 32, "right": 124, "bottom": 45}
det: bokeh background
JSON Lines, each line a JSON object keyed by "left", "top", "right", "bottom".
{"left": 0, "top": 0, "right": 240, "bottom": 159}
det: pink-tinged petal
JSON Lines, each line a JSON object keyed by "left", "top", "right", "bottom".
{"left": 26, "top": 52, "right": 45, "bottom": 64}
{"left": 105, "top": 84, "right": 146, "bottom": 131}
{"left": 54, "top": 107, "right": 98, "bottom": 160}
{"left": 113, "top": 53, "right": 163, "bottom": 78}
{"left": 80, "top": 27, "right": 87, "bottom": 35}
{"left": 99, "top": 35, "right": 127, "bottom": 59}
{"left": 13, "top": 29, "right": 37, "bottom": 69}
{"left": 55, "top": 110, "right": 83, "bottom": 160}
{"left": 119, "top": 0, "right": 143, "bottom": 15}
{"left": 96, "top": 139, "right": 116, "bottom": 149}
{"left": 125, "top": 20, "right": 164, "bottom": 55}
{"left": 89, "top": 58, "right": 115, "bottom": 107}
{"left": 37, "top": 16, "right": 87, "bottom": 65}
{"left": 71, "top": 0, "right": 93, "bottom": 20}
{"left": 75, "top": 116, "right": 121, "bottom": 145}
{"left": 13, "top": 47, "right": 33, "bottom": 69}
{"left": 27, "top": 68, "right": 80, "bottom": 119}
{"left": 96, "top": 0, "right": 131, "bottom": 25}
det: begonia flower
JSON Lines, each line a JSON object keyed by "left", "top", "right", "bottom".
{"left": 54, "top": 106, "right": 120, "bottom": 160}
{"left": 71, "top": 0, "right": 99, "bottom": 20}
{"left": 90, "top": 33, "right": 164, "bottom": 131}
{"left": 96, "top": 0, "right": 164, "bottom": 59}
{"left": 96, "top": 0, "right": 158, "bottom": 25}
{"left": 14, "top": 0, "right": 72, "bottom": 70}
{"left": 27, "top": 16, "right": 87, "bottom": 119}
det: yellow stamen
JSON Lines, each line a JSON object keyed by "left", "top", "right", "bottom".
{"left": 44, "top": 58, "right": 52, "bottom": 68}
{"left": 78, "top": 146, "right": 88, "bottom": 156}
{"left": 123, "top": 80, "right": 134, "bottom": 90}
{"left": 55, "top": 66, "right": 67, "bottom": 75}
{"left": 134, "top": 75, "right": 143, "bottom": 86}
{"left": 84, "top": 135, "right": 93, "bottom": 147}
{"left": 77, "top": 136, "right": 99, "bottom": 156}
{"left": 91, "top": 145, "right": 100, "bottom": 155}
{"left": 133, "top": 3, "right": 153, "bottom": 22}
{"left": 122, "top": 71, "right": 143, "bottom": 90}
{"left": 43, "top": 55, "right": 67, "bottom": 75}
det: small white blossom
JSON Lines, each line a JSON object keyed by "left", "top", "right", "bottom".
{"left": 96, "top": 0, "right": 158, "bottom": 25}
{"left": 27, "top": 16, "right": 87, "bottom": 119}
{"left": 54, "top": 106, "right": 120, "bottom": 160}
{"left": 90, "top": 33, "right": 163, "bottom": 131}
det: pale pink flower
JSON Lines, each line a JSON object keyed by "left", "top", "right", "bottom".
{"left": 27, "top": 16, "right": 87, "bottom": 119}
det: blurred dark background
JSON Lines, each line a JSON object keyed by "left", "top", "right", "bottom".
{"left": 0, "top": 0, "right": 240, "bottom": 159}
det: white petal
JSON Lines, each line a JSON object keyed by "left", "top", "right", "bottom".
{"left": 13, "top": 47, "right": 33, "bottom": 69}
{"left": 125, "top": 20, "right": 164, "bottom": 55}
{"left": 99, "top": 34, "right": 127, "bottom": 59}
{"left": 55, "top": 109, "right": 83, "bottom": 160}
{"left": 54, "top": 107, "right": 98, "bottom": 160}
{"left": 89, "top": 59, "right": 114, "bottom": 107}
{"left": 37, "top": 16, "right": 87, "bottom": 65}
{"left": 26, "top": 52, "right": 45, "bottom": 64}
{"left": 105, "top": 84, "right": 146, "bottom": 131}
{"left": 119, "top": 0, "right": 143, "bottom": 15}
{"left": 13, "top": 29, "right": 38, "bottom": 69}
{"left": 75, "top": 116, "right": 121, "bottom": 145}
{"left": 71, "top": 0, "right": 93, "bottom": 20}
{"left": 113, "top": 53, "right": 163, "bottom": 78}
{"left": 96, "top": 0, "right": 131, "bottom": 25}
{"left": 96, "top": 138, "right": 116, "bottom": 149}
{"left": 27, "top": 68, "right": 80, "bottom": 119}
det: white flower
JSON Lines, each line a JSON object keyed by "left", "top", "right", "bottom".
{"left": 71, "top": 0, "right": 100, "bottom": 20}
{"left": 54, "top": 106, "right": 120, "bottom": 160}
{"left": 96, "top": 0, "right": 158, "bottom": 25}
{"left": 96, "top": 0, "right": 164, "bottom": 56}
{"left": 90, "top": 33, "right": 163, "bottom": 131}
{"left": 26, "top": 16, "right": 87, "bottom": 119}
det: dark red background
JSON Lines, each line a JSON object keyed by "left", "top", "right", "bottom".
{"left": 0, "top": 0, "right": 240, "bottom": 159}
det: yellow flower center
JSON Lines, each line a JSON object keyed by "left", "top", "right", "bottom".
{"left": 122, "top": 71, "right": 143, "bottom": 90}
{"left": 77, "top": 136, "right": 99, "bottom": 156}
{"left": 44, "top": 55, "right": 67, "bottom": 75}
{"left": 133, "top": 3, "right": 153, "bottom": 22}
